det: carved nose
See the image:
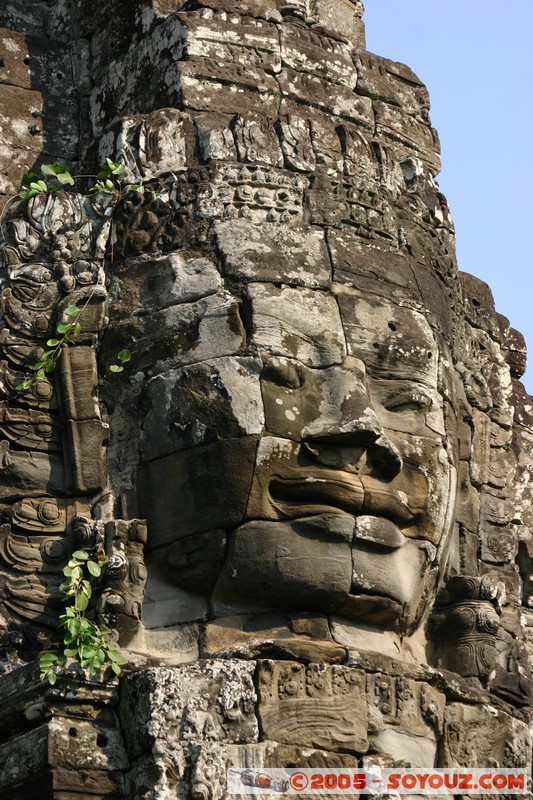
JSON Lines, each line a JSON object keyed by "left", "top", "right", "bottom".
{"left": 303, "top": 432, "right": 403, "bottom": 480}
{"left": 366, "top": 434, "right": 403, "bottom": 479}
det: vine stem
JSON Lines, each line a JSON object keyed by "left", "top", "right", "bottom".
{"left": 15, "top": 290, "right": 95, "bottom": 393}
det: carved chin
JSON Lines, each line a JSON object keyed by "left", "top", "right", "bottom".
{"left": 337, "top": 594, "right": 405, "bottom": 629}
{"left": 212, "top": 514, "right": 433, "bottom": 630}
{"left": 349, "top": 533, "right": 434, "bottom": 607}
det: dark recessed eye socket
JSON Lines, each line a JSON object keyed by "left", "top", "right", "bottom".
{"left": 262, "top": 360, "right": 302, "bottom": 389}
{"left": 383, "top": 391, "right": 432, "bottom": 413}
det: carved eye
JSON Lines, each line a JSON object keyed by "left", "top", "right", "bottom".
{"left": 383, "top": 391, "right": 432, "bottom": 413}
{"left": 262, "top": 359, "right": 302, "bottom": 389}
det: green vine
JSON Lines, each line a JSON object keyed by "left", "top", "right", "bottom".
{"left": 39, "top": 547, "right": 128, "bottom": 685}
{"left": 13, "top": 157, "right": 140, "bottom": 393}
{"left": 15, "top": 303, "right": 82, "bottom": 392}
{"left": 16, "top": 158, "right": 141, "bottom": 682}
{"left": 14, "top": 299, "right": 132, "bottom": 392}
{"left": 107, "top": 348, "right": 132, "bottom": 376}
{"left": 19, "top": 157, "right": 155, "bottom": 201}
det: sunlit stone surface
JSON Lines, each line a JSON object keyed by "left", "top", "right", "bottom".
{"left": 0, "top": 1, "right": 531, "bottom": 796}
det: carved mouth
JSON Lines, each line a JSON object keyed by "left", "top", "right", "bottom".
{"left": 269, "top": 474, "right": 364, "bottom": 516}
{"left": 360, "top": 480, "right": 423, "bottom": 526}
{"left": 340, "top": 591, "right": 405, "bottom": 627}
{"left": 269, "top": 473, "right": 423, "bottom": 527}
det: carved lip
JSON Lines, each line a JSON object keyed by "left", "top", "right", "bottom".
{"left": 269, "top": 472, "right": 421, "bottom": 526}
{"left": 269, "top": 474, "right": 364, "bottom": 516}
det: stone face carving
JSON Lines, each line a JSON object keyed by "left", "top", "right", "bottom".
{"left": 0, "top": 1, "right": 532, "bottom": 796}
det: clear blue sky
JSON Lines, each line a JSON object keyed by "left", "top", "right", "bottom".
{"left": 363, "top": 1, "right": 533, "bottom": 393}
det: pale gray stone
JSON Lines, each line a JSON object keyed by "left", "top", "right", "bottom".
{"left": 248, "top": 283, "right": 346, "bottom": 366}
{"left": 0, "top": 2, "right": 532, "bottom": 795}
{"left": 215, "top": 221, "right": 331, "bottom": 288}
{"left": 120, "top": 662, "right": 259, "bottom": 761}
{"left": 140, "top": 357, "right": 264, "bottom": 461}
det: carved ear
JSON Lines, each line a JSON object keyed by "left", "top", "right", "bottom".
{"left": 428, "top": 574, "right": 533, "bottom": 706}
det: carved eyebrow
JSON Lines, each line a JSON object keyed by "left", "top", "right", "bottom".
{"left": 380, "top": 386, "right": 434, "bottom": 412}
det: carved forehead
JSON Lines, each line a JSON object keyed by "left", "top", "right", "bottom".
{"left": 335, "top": 288, "right": 439, "bottom": 385}
{"left": 101, "top": 242, "right": 455, "bottom": 393}
{"left": 246, "top": 283, "right": 450, "bottom": 388}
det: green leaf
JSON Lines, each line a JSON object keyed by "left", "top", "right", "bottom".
{"left": 40, "top": 653, "right": 58, "bottom": 665}
{"left": 106, "top": 158, "right": 124, "bottom": 175}
{"left": 81, "top": 587, "right": 92, "bottom": 602}
{"left": 41, "top": 164, "right": 57, "bottom": 176}
{"left": 72, "top": 550, "right": 89, "bottom": 561}
{"left": 87, "top": 560, "right": 101, "bottom": 578}
{"left": 73, "top": 322, "right": 82, "bottom": 337}
{"left": 109, "top": 364, "right": 123, "bottom": 373}
{"left": 93, "top": 651, "right": 105, "bottom": 667}
{"left": 67, "top": 618, "right": 81, "bottom": 635}
{"left": 41, "top": 163, "right": 72, "bottom": 178}
{"left": 36, "top": 369, "right": 45, "bottom": 380}
{"left": 105, "top": 179, "right": 114, "bottom": 190}
{"left": 21, "top": 170, "right": 39, "bottom": 187}
{"left": 44, "top": 361, "right": 56, "bottom": 373}
{"left": 75, "top": 593, "right": 89, "bottom": 612}
{"left": 108, "top": 649, "right": 128, "bottom": 665}
{"left": 118, "top": 349, "right": 131, "bottom": 363}
{"left": 57, "top": 172, "right": 75, "bottom": 186}
{"left": 46, "top": 338, "right": 60, "bottom": 347}
{"left": 48, "top": 671, "right": 57, "bottom": 685}
{"left": 65, "top": 305, "right": 80, "bottom": 317}
{"left": 29, "top": 180, "right": 49, "bottom": 193}
{"left": 56, "top": 321, "right": 71, "bottom": 334}
{"left": 111, "top": 661, "right": 122, "bottom": 675}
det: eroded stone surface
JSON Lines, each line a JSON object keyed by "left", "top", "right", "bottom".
{"left": 256, "top": 660, "right": 368, "bottom": 754}
{"left": 441, "top": 703, "right": 531, "bottom": 768}
{"left": 120, "top": 662, "right": 259, "bottom": 760}
{"left": 0, "top": 1, "right": 531, "bottom": 797}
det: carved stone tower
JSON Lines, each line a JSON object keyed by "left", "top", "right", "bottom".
{"left": 0, "top": 2, "right": 531, "bottom": 798}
